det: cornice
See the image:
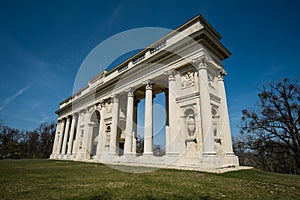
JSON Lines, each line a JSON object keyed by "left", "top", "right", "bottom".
{"left": 56, "top": 15, "right": 231, "bottom": 114}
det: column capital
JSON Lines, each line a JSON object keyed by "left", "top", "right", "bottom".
{"left": 72, "top": 112, "right": 78, "bottom": 118}
{"left": 111, "top": 94, "right": 119, "bottom": 103}
{"left": 192, "top": 55, "right": 209, "bottom": 70}
{"left": 217, "top": 68, "right": 227, "bottom": 81}
{"left": 164, "top": 68, "right": 176, "bottom": 81}
{"left": 144, "top": 80, "right": 153, "bottom": 90}
{"left": 126, "top": 87, "right": 134, "bottom": 97}
{"left": 99, "top": 99, "right": 106, "bottom": 109}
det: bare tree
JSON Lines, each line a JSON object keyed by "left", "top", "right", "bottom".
{"left": 241, "top": 78, "right": 300, "bottom": 173}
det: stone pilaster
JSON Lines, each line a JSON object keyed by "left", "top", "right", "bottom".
{"left": 124, "top": 88, "right": 134, "bottom": 155}
{"left": 81, "top": 109, "right": 91, "bottom": 159}
{"left": 193, "top": 56, "right": 216, "bottom": 156}
{"left": 109, "top": 94, "right": 119, "bottom": 155}
{"left": 143, "top": 80, "right": 153, "bottom": 155}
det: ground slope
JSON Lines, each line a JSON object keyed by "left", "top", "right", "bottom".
{"left": 0, "top": 159, "right": 299, "bottom": 199}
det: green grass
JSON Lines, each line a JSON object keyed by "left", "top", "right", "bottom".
{"left": 0, "top": 159, "right": 299, "bottom": 200}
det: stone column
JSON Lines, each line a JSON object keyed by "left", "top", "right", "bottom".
{"left": 73, "top": 112, "right": 82, "bottom": 156}
{"left": 193, "top": 56, "right": 216, "bottom": 155}
{"left": 96, "top": 101, "right": 106, "bottom": 157}
{"left": 67, "top": 113, "right": 77, "bottom": 155}
{"left": 51, "top": 120, "right": 60, "bottom": 157}
{"left": 124, "top": 88, "right": 134, "bottom": 155}
{"left": 62, "top": 116, "right": 71, "bottom": 155}
{"left": 109, "top": 94, "right": 119, "bottom": 155}
{"left": 144, "top": 80, "right": 153, "bottom": 155}
{"left": 57, "top": 118, "right": 66, "bottom": 154}
{"left": 217, "top": 69, "right": 234, "bottom": 156}
{"left": 165, "top": 69, "right": 178, "bottom": 155}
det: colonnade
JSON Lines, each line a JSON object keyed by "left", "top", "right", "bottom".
{"left": 51, "top": 60, "right": 234, "bottom": 160}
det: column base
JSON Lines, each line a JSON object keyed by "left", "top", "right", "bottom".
{"left": 143, "top": 152, "right": 154, "bottom": 156}
{"left": 165, "top": 152, "right": 179, "bottom": 156}
{"left": 202, "top": 152, "right": 217, "bottom": 156}
{"left": 225, "top": 152, "right": 236, "bottom": 156}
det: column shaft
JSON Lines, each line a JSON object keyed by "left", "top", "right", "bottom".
{"left": 218, "top": 71, "right": 234, "bottom": 155}
{"left": 61, "top": 116, "right": 71, "bottom": 155}
{"left": 57, "top": 119, "right": 65, "bottom": 154}
{"left": 124, "top": 89, "right": 134, "bottom": 155}
{"left": 144, "top": 81, "right": 153, "bottom": 155}
{"left": 67, "top": 114, "right": 77, "bottom": 155}
{"left": 165, "top": 91, "right": 170, "bottom": 154}
{"left": 51, "top": 121, "right": 60, "bottom": 157}
{"left": 109, "top": 95, "right": 119, "bottom": 154}
{"left": 73, "top": 112, "right": 82, "bottom": 156}
{"left": 167, "top": 70, "right": 177, "bottom": 155}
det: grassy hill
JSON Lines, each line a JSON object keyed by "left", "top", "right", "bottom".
{"left": 0, "top": 159, "right": 299, "bottom": 199}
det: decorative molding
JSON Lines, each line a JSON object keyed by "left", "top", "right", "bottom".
{"left": 144, "top": 80, "right": 153, "bottom": 90}
{"left": 111, "top": 94, "right": 119, "bottom": 103}
{"left": 176, "top": 92, "right": 199, "bottom": 103}
{"left": 210, "top": 93, "right": 221, "bottom": 104}
{"left": 217, "top": 68, "right": 227, "bottom": 81}
{"left": 164, "top": 68, "right": 176, "bottom": 81}
{"left": 127, "top": 87, "right": 134, "bottom": 97}
{"left": 192, "top": 55, "right": 209, "bottom": 70}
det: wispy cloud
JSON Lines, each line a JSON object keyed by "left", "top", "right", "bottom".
{"left": 106, "top": 3, "right": 123, "bottom": 30}
{"left": 0, "top": 83, "right": 32, "bottom": 112}
{"left": 264, "top": 66, "right": 284, "bottom": 77}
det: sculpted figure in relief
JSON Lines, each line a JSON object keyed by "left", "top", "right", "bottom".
{"left": 181, "top": 71, "right": 195, "bottom": 88}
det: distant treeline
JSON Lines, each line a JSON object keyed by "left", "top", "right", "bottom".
{"left": 0, "top": 121, "right": 55, "bottom": 159}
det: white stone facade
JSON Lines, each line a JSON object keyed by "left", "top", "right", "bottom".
{"left": 50, "top": 15, "right": 239, "bottom": 170}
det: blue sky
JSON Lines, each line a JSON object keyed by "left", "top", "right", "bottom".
{"left": 0, "top": 0, "right": 299, "bottom": 140}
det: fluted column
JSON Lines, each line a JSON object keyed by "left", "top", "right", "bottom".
{"left": 96, "top": 101, "right": 106, "bottom": 157}
{"left": 109, "top": 94, "right": 119, "bottom": 155}
{"left": 193, "top": 56, "right": 216, "bottom": 155}
{"left": 124, "top": 88, "right": 134, "bottom": 155}
{"left": 217, "top": 69, "right": 234, "bottom": 156}
{"left": 144, "top": 80, "right": 153, "bottom": 155}
{"left": 164, "top": 69, "right": 178, "bottom": 155}
{"left": 67, "top": 113, "right": 77, "bottom": 155}
{"left": 61, "top": 116, "right": 71, "bottom": 155}
{"left": 57, "top": 118, "right": 66, "bottom": 154}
